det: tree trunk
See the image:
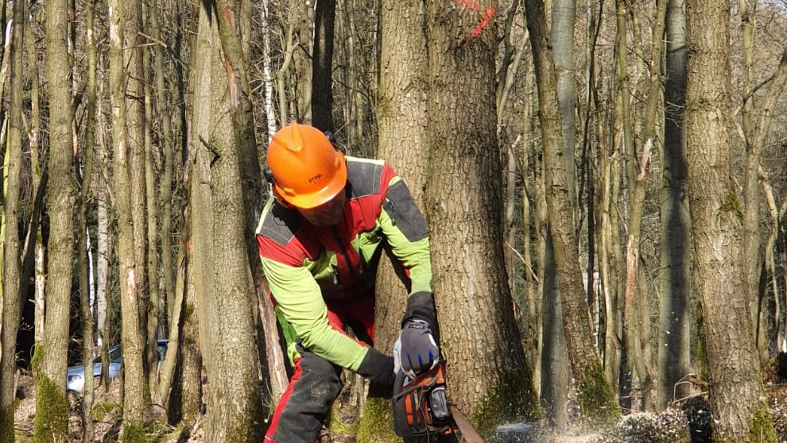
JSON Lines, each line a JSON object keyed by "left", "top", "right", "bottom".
{"left": 524, "top": 0, "right": 621, "bottom": 427}
{"left": 212, "top": 0, "right": 273, "bottom": 414}
{"left": 142, "top": 28, "right": 163, "bottom": 406}
{"left": 658, "top": 0, "right": 692, "bottom": 410}
{"left": 110, "top": 0, "right": 148, "bottom": 437}
{"left": 738, "top": 0, "right": 764, "bottom": 360}
{"left": 125, "top": 0, "right": 152, "bottom": 403}
{"left": 540, "top": 0, "right": 576, "bottom": 429}
{"left": 35, "top": 0, "right": 75, "bottom": 438}
{"left": 77, "top": 0, "right": 99, "bottom": 437}
{"left": 685, "top": 0, "right": 776, "bottom": 439}
{"left": 0, "top": 0, "right": 25, "bottom": 438}
{"left": 424, "top": 0, "right": 540, "bottom": 430}
{"left": 359, "top": 0, "right": 431, "bottom": 436}
{"left": 191, "top": 3, "right": 264, "bottom": 441}
{"left": 150, "top": 0, "right": 176, "bottom": 328}
{"left": 311, "top": 0, "right": 335, "bottom": 132}
{"left": 292, "top": 0, "right": 313, "bottom": 123}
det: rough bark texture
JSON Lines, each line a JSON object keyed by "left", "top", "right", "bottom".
{"left": 524, "top": 0, "right": 621, "bottom": 427}
{"left": 35, "top": 0, "right": 75, "bottom": 439}
{"left": 110, "top": 0, "right": 147, "bottom": 437}
{"left": 685, "top": 0, "right": 776, "bottom": 440}
{"left": 0, "top": 1, "right": 25, "bottom": 440}
{"left": 424, "top": 0, "right": 540, "bottom": 433}
{"left": 78, "top": 0, "right": 98, "bottom": 437}
{"left": 191, "top": 3, "right": 264, "bottom": 441}
{"left": 125, "top": 0, "right": 150, "bottom": 390}
{"left": 658, "top": 0, "right": 692, "bottom": 410}
{"left": 541, "top": 0, "right": 575, "bottom": 429}
{"left": 361, "top": 0, "right": 431, "bottom": 436}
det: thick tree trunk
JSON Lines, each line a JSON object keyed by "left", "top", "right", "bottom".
{"left": 540, "top": 0, "right": 576, "bottom": 429}
{"left": 191, "top": 3, "right": 264, "bottom": 441}
{"left": 424, "top": 0, "right": 540, "bottom": 431}
{"left": 524, "top": 0, "right": 621, "bottom": 427}
{"left": 658, "top": 0, "right": 692, "bottom": 410}
{"left": 359, "top": 0, "right": 431, "bottom": 436}
{"left": 685, "top": 0, "right": 776, "bottom": 440}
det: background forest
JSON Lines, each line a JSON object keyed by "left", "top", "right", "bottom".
{"left": 2, "top": 0, "right": 787, "bottom": 442}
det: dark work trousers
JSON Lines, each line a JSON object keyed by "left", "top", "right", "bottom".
{"left": 264, "top": 295, "right": 376, "bottom": 443}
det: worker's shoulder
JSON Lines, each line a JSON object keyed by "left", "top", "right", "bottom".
{"left": 346, "top": 156, "right": 389, "bottom": 198}
{"left": 256, "top": 200, "right": 304, "bottom": 247}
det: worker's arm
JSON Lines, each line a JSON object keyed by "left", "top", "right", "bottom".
{"left": 261, "top": 256, "right": 369, "bottom": 370}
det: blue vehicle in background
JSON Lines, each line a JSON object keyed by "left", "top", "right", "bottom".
{"left": 66, "top": 339, "right": 168, "bottom": 392}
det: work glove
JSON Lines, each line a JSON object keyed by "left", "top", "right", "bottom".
{"left": 394, "top": 291, "right": 441, "bottom": 379}
{"left": 356, "top": 347, "right": 395, "bottom": 389}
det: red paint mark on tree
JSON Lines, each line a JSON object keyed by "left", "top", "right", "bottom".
{"left": 453, "top": 0, "right": 496, "bottom": 38}
{"left": 470, "top": 7, "right": 495, "bottom": 38}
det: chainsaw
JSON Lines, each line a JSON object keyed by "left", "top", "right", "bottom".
{"left": 392, "top": 363, "right": 485, "bottom": 443}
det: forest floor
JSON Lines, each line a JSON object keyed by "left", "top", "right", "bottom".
{"left": 11, "top": 368, "right": 787, "bottom": 443}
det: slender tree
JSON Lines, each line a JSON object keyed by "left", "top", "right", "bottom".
{"left": 74, "top": 0, "right": 99, "bottom": 438}
{"left": 0, "top": 2, "right": 25, "bottom": 440}
{"left": 35, "top": 0, "right": 75, "bottom": 438}
{"left": 524, "top": 0, "right": 621, "bottom": 427}
{"left": 658, "top": 0, "right": 692, "bottom": 409}
{"left": 685, "top": 0, "right": 776, "bottom": 439}
{"left": 110, "top": 0, "right": 148, "bottom": 437}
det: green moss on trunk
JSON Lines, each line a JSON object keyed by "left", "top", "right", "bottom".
{"left": 0, "top": 406, "right": 15, "bottom": 443}
{"left": 122, "top": 421, "right": 147, "bottom": 443}
{"left": 576, "top": 360, "right": 621, "bottom": 429}
{"left": 357, "top": 397, "right": 400, "bottom": 443}
{"left": 32, "top": 347, "right": 68, "bottom": 443}
{"left": 469, "top": 367, "right": 542, "bottom": 436}
{"left": 747, "top": 404, "right": 776, "bottom": 443}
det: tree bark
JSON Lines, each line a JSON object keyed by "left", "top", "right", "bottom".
{"left": 311, "top": 0, "right": 335, "bottom": 132}
{"left": 77, "top": 0, "right": 99, "bottom": 437}
{"left": 424, "top": 0, "right": 540, "bottom": 430}
{"left": 110, "top": 0, "right": 148, "bottom": 437}
{"left": 685, "top": 0, "right": 776, "bottom": 439}
{"left": 190, "top": 3, "right": 264, "bottom": 441}
{"left": 360, "top": 0, "right": 431, "bottom": 436}
{"left": 524, "top": 0, "right": 621, "bottom": 427}
{"left": 0, "top": 2, "right": 25, "bottom": 439}
{"left": 35, "top": 0, "right": 74, "bottom": 438}
{"left": 658, "top": 0, "right": 692, "bottom": 410}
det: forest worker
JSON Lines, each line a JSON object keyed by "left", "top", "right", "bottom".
{"left": 256, "top": 123, "right": 441, "bottom": 443}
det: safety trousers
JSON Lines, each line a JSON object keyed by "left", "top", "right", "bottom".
{"left": 264, "top": 295, "right": 376, "bottom": 443}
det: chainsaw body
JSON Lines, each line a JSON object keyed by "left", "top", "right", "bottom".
{"left": 392, "top": 364, "right": 456, "bottom": 440}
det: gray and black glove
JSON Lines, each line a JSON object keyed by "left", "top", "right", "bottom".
{"left": 357, "top": 347, "right": 395, "bottom": 389}
{"left": 394, "top": 291, "right": 441, "bottom": 378}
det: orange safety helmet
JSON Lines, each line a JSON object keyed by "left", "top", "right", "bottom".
{"left": 266, "top": 123, "right": 347, "bottom": 209}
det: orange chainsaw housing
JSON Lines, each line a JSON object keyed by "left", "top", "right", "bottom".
{"left": 392, "top": 364, "right": 455, "bottom": 439}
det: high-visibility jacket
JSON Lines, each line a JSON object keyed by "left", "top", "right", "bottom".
{"left": 256, "top": 156, "right": 433, "bottom": 371}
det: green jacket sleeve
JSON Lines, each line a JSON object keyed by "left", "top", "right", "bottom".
{"left": 261, "top": 256, "right": 370, "bottom": 370}
{"left": 378, "top": 177, "right": 433, "bottom": 295}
